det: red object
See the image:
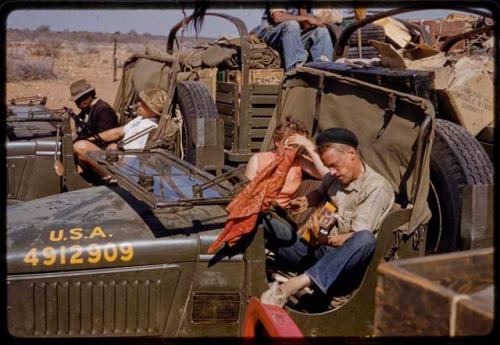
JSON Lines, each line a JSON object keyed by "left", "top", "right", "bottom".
{"left": 242, "top": 297, "right": 304, "bottom": 338}
{"left": 207, "top": 148, "right": 299, "bottom": 254}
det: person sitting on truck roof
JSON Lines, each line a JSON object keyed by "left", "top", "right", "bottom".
{"left": 70, "top": 79, "right": 118, "bottom": 146}
{"left": 244, "top": 116, "right": 329, "bottom": 210}
{"left": 260, "top": 128, "right": 394, "bottom": 308}
{"left": 251, "top": 5, "right": 334, "bottom": 72}
{"left": 73, "top": 88, "right": 167, "bottom": 175}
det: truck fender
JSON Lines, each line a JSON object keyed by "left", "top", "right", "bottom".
{"left": 242, "top": 297, "right": 303, "bottom": 338}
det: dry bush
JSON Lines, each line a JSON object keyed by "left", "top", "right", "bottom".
{"left": 29, "top": 37, "right": 62, "bottom": 58}
{"left": 76, "top": 54, "right": 91, "bottom": 68}
{"left": 76, "top": 51, "right": 102, "bottom": 68}
{"left": 68, "top": 41, "right": 79, "bottom": 51}
{"left": 76, "top": 43, "right": 99, "bottom": 55}
{"left": 7, "top": 46, "right": 57, "bottom": 82}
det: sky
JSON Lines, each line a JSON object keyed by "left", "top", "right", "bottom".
{"left": 5, "top": 7, "right": 484, "bottom": 38}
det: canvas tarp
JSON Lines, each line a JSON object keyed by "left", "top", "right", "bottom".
{"left": 113, "top": 54, "right": 194, "bottom": 125}
{"left": 262, "top": 66, "right": 435, "bottom": 233}
{"left": 181, "top": 34, "right": 281, "bottom": 70}
{"left": 113, "top": 54, "right": 173, "bottom": 124}
{"left": 113, "top": 34, "right": 281, "bottom": 123}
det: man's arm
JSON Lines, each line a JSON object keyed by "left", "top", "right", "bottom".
{"left": 271, "top": 9, "right": 325, "bottom": 27}
{"left": 328, "top": 233, "right": 353, "bottom": 247}
{"left": 244, "top": 154, "right": 259, "bottom": 180}
{"left": 97, "top": 126, "right": 125, "bottom": 143}
{"left": 285, "top": 133, "right": 328, "bottom": 179}
{"left": 305, "top": 189, "right": 323, "bottom": 208}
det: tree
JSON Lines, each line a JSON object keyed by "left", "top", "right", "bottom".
{"left": 35, "top": 25, "right": 50, "bottom": 33}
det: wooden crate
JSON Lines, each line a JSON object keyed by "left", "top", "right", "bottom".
{"left": 215, "top": 82, "right": 238, "bottom": 152}
{"left": 249, "top": 84, "right": 279, "bottom": 152}
{"left": 197, "top": 67, "right": 218, "bottom": 102}
{"left": 250, "top": 69, "right": 284, "bottom": 85}
{"left": 374, "top": 247, "right": 493, "bottom": 336}
{"left": 228, "top": 69, "right": 284, "bottom": 86}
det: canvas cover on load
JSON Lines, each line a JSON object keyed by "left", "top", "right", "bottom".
{"left": 262, "top": 65, "right": 435, "bottom": 233}
{"left": 113, "top": 35, "right": 281, "bottom": 124}
{"left": 113, "top": 54, "right": 175, "bottom": 123}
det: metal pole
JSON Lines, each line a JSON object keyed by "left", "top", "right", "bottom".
{"left": 113, "top": 36, "right": 118, "bottom": 82}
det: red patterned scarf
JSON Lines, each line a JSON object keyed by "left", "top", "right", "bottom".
{"left": 208, "top": 148, "right": 300, "bottom": 253}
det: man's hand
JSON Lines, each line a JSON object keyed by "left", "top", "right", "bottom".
{"left": 327, "top": 233, "right": 353, "bottom": 247}
{"left": 305, "top": 16, "right": 325, "bottom": 27}
{"left": 106, "top": 143, "right": 118, "bottom": 151}
{"left": 290, "top": 196, "right": 309, "bottom": 214}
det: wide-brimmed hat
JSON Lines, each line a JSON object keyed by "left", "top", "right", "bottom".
{"left": 138, "top": 88, "right": 168, "bottom": 116}
{"left": 69, "top": 79, "right": 95, "bottom": 101}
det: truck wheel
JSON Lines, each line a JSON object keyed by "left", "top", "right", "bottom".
{"left": 426, "top": 119, "right": 493, "bottom": 254}
{"left": 176, "top": 81, "right": 219, "bottom": 165}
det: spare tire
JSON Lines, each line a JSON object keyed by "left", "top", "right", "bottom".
{"left": 426, "top": 119, "right": 493, "bottom": 254}
{"left": 347, "top": 46, "right": 380, "bottom": 59}
{"left": 176, "top": 80, "right": 219, "bottom": 166}
{"left": 347, "top": 24, "right": 386, "bottom": 45}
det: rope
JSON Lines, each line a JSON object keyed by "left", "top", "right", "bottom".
{"left": 449, "top": 293, "right": 470, "bottom": 337}
{"left": 175, "top": 107, "right": 185, "bottom": 160}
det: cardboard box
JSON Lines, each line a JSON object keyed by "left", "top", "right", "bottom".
{"left": 436, "top": 57, "right": 494, "bottom": 135}
{"left": 196, "top": 67, "right": 218, "bottom": 101}
{"left": 369, "top": 40, "right": 446, "bottom": 70}
{"left": 370, "top": 39, "right": 493, "bottom": 135}
{"left": 374, "top": 17, "right": 412, "bottom": 48}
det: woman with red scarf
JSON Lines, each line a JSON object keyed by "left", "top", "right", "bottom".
{"left": 207, "top": 117, "right": 326, "bottom": 254}
{"left": 245, "top": 117, "right": 328, "bottom": 209}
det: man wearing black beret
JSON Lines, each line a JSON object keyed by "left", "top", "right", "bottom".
{"left": 262, "top": 128, "right": 394, "bottom": 307}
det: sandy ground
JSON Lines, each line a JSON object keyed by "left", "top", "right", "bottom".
{"left": 7, "top": 42, "right": 137, "bottom": 110}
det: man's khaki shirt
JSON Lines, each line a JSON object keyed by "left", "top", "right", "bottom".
{"left": 316, "top": 162, "right": 394, "bottom": 236}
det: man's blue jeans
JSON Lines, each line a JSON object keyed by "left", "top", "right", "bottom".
{"left": 263, "top": 215, "right": 376, "bottom": 294}
{"left": 253, "top": 21, "right": 334, "bottom": 71}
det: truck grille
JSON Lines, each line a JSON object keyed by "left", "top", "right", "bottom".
{"left": 8, "top": 265, "right": 179, "bottom": 337}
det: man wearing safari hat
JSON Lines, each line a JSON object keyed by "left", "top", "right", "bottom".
{"left": 69, "top": 79, "right": 118, "bottom": 144}
{"left": 260, "top": 128, "right": 394, "bottom": 308}
{"left": 73, "top": 88, "right": 168, "bottom": 174}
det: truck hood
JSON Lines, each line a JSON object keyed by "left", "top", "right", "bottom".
{"left": 7, "top": 185, "right": 227, "bottom": 274}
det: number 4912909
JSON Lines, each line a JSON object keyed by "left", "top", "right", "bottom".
{"left": 23, "top": 243, "right": 134, "bottom": 267}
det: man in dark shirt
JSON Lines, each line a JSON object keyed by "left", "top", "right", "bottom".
{"left": 69, "top": 79, "right": 118, "bottom": 172}
{"left": 252, "top": 6, "right": 334, "bottom": 72}
{"left": 70, "top": 79, "right": 118, "bottom": 142}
